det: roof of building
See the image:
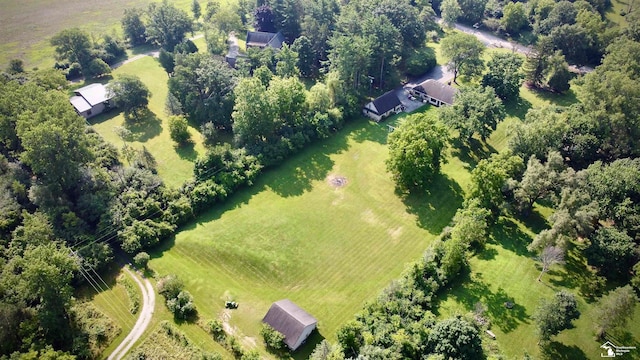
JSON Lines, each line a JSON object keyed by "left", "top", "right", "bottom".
{"left": 70, "top": 95, "right": 92, "bottom": 113}
{"left": 246, "top": 31, "right": 284, "bottom": 49}
{"left": 74, "top": 83, "right": 112, "bottom": 106}
{"left": 262, "top": 299, "right": 317, "bottom": 350}
{"left": 370, "top": 90, "right": 402, "bottom": 115}
{"left": 413, "top": 79, "right": 457, "bottom": 105}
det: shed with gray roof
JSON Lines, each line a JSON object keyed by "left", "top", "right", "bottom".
{"left": 262, "top": 299, "right": 317, "bottom": 351}
{"left": 69, "top": 83, "right": 114, "bottom": 119}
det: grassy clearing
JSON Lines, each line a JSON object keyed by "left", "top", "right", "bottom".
{"left": 88, "top": 56, "right": 206, "bottom": 187}
{"left": 77, "top": 265, "right": 139, "bottom": 357}
{"left": 147, "top": 107, "right": 471, "bottom": 357}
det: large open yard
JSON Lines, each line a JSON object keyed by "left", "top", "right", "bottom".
{"left": 146, "top": 109, "right": 466, "bottom": 351}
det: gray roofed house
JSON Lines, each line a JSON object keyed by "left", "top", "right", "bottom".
{"left": 409, "top": 79, "right": 457, "bottom": 107}
{"left": 262, "top": 299, "right": 317, "bottom": 351}
{"left": 69, "top": 83, "right": 114, "bottom": 119}
{"left": 246, "top": 31, "right": 285, "bottom": 49}
{"left": 362, "top": 90, "right": 404, "bottom": 122}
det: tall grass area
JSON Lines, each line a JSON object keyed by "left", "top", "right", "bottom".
{"left": 78, "top": 267, "right": 139, "bottom": 356}
{"left": 147, "top": 108, "right": 471, "bottom": 356}
{"left": 88, "top": 56, "right": 206, "bottom": 187}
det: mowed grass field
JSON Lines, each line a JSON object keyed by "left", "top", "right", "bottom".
{"left": 0, "top": 0, "right": 199, "bottom": 69}
{"left": 88, "top": 56, "right": 207, "bottom": 187}
{"left": 146, "top": 107, "right": 471, "bottom": 356}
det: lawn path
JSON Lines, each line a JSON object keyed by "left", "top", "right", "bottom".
{"left": 108, "top": 267, "right": 155, "bottom": 360}
{"left": 112, "top": 33, "right": 205, "bottom": 70}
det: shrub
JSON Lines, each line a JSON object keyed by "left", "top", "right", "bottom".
{"left": 405, "top": 47, "right": 437, "bottom": 77}
{"left": 261, "top": 324, "right": 286, "bottom": 351}
{"left": 169, "top": 115, "right": 191, "bottom": 144}
{"left": 167, "top": 290, "right": 197, "bottom": 319}
{"left": 157, "top": 274, "right": 184, "bottom": 299}
{"left": 133, "top": 251, "right": 150, "bottom": 269}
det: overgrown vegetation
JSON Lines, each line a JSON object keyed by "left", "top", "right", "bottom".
{"left": 116, "top": 273, "right": 140, "bottom": 315}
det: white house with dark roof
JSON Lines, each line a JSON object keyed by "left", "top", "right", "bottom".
{"left": 262, "top": 299, "right": 317, "bottom": 351}
{"left": 246, "top": 31, "right": 285, "bottom": 49}
{"left": 362, "top": 90, "right": 404, "bottom": 122}
{"left": 409, "top": 79, "right": 458, "bottom": 107}
{"left": 69, "top": 83, "right": 113, "bottom": 119}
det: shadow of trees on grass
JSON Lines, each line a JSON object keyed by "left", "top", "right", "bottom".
{"left": 401, "top": 173, "right": 464, "bottom": 234}
{"left": 450, "top": 137, "right": 497, "bottom": 171}
{"left": 125, "top": 110, "right": 163, "bottom": 142}
{"left": 488, "top": 218, "right": 533, "bottom": 257}
{"left": 443, "top": 271, "right": 530, "bottom": 333}
{"left": 540, "top": 341, "right": 587, "bottom": 360}
{"left": 175, "top": 141, "right": 198, "bottom": 162}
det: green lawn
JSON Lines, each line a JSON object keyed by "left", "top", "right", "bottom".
{"left": 88, "top": 56, "right": 206, "bottom": 187}
{"left": 146, "top": 108, "right": 471, "bottom": 357}
{"left": 436, "top": 214, "right": 640, "bottom": 360}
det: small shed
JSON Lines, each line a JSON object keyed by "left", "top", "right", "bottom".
{"left": 409, "top": 79, "right": 457, "bottom": 107}
{"left": 246, "top": 31, "right": 285, "bottom": 49}
{"left": 69, "top": 83, "right": 113, "bottom": 119}
{"left": 362, "top": 90, "right": 403, "bottom": 122}
{"left": 262, "top": 299, "right": 317, "bottom": 351}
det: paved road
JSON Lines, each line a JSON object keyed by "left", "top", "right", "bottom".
{"left": 445, "top": 19, "right": 594, "bottom": 73}
{"left": 108, "top": 268, "right": 155, "bottom": 360}
{"left": 449, "top": 21, "right": 532, "bottom": 54}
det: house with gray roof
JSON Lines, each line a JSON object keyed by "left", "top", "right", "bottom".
{"left": 363, "top": 90, "right": 404, "bottom": 122}
{"left": 69, "top": 83, "right": 113, "bottom": 119}
{"left": 262, "top": 299, "right": 317, "bottom": 351}
{"left": 409, "top": 79, "right": 458, "bottom": 107}
{"left": 246, "top": 31, "right": 285, "bottom": 49}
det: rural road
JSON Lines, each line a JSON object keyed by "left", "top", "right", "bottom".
{"left": 448, "top": 21, "right": 532, "bottom": 54}
{"left": 108, "top": 268, "right": 155, "bottom": 360}
{"left": 444, "top": 19, "right": 594, "bottom": 73}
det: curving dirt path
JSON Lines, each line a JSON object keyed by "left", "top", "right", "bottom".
{"left": 108, "top": 267, "right": 155, "bottom": 360}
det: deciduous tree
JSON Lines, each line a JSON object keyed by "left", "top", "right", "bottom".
{"left": 50, "top": 28, "right": 93, "bottom": 71}
{"left": 108, "top": 74, "right": 151, "bottom": 121}
{"left": 440, "top": 0, "right": 462, "bottom": 27}
{"left": 386, "top": 113, "right": 449, "bottom": 191}
{"left": 168, "top": 53, "right": 236, "bottom": 129}
{"left": 121, "top": 8, "right": 147, "bottom": 46}
{"left": 534, "top": 291, "right": 580, "bottom": 343}
{"left": 467, "top": 151, "right": 523, "bottom": 215}
{"left": 481, "top": 52, "right": 524, "bottom": 101}
{"left": 501, "top": 2, "right": 528, "bottom": 34}
{"left": 146, "top": 2, "right": 193, "bottom": 51}
{"left": 594, "top": 285, "right": 637, "bottom": 338}
{"left": 168, "top": 115, "right": 192, "bottom": 145}
{"left": 441, "top": 33, "right": 485, "bottom": 83}
{"left": 439, "top": 85, "right": 505, "bottom": 141}
{"left": 428, "top": 317, "right": 483, "bottom": 359}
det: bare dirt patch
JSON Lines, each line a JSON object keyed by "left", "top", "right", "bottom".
{"left": 327, "top": 174, "right": 348, "bottom": 188}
